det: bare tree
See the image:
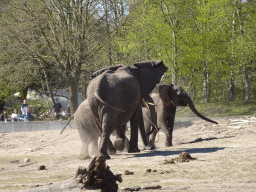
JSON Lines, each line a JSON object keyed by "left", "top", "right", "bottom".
{"left": 2, "top": 0, "right": 129, "bottom": 113}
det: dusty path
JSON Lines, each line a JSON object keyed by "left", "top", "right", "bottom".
{"left": 0, "top": 117, "right": 256, "bottom": 191}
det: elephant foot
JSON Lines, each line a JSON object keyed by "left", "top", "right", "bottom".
{"left": 99, "top": 152, "right": 111, "bottom": 159}
{"left": 113, "top": 139, "right": 125, "bottom": 151}
{"left": 165, "top": 136, "right": 173, "bottom": 147}
{"left": 149, "top": 140, "right": 156, "bottom": 150}
{"left": 108, "top": 149, "right": 117, "bottom": 155}
{"left": 144, "top": 145, "right": 154, "bottom": 150}
{"left": 165, "top": 141, "right": 173, "bottom": 147}
{"left": 79, "top": 154, "right": 90, "bottom": 160}
{"left": 128, "top": 148, "right": 140, "bottom": 153}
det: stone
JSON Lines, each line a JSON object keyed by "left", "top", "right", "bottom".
{"left": 24, "top": 158, "right": 30, "bottom": 163}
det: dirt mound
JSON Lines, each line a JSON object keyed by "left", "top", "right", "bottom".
{"left": 164, "top": 152, "right": 196, "bottom": 164}
{"left": 75, "top": 155, "right": 122, "bottom": 192}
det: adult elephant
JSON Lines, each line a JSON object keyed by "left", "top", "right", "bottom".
{"left": 143, "top": 84, "right": 218, "bottom": 148}
{"left": 87, "top": 60, "right": 168, "bottom": 159}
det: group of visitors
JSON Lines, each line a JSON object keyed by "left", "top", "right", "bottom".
{"left": 0, "top": 98, "right": 66, "bottom": 122}
{"left": 0, "top": 100, "right": 34, "bottom": 122}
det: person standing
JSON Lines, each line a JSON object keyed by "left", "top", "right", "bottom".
{"left": 53, "top": 98, "right": 62, "bottom": 119}
{"left": 0, "top": 110, "right": 8, "bottom": 122}
{"left": 21, "top": 99, "right": 29, "bottom": 116}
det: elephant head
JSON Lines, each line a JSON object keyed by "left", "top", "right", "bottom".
{"left": 159, "top": 84, "right": 217, "bottom": 124}
{"left": 133, "top": 60, "right": 168, "bottom": 98}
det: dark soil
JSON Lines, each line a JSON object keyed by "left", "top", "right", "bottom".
{"left": 163, "top": 152, "right": 196, "bottom": 164}
{"left": 76, "top": 155, "right": 122, "bottom": 192}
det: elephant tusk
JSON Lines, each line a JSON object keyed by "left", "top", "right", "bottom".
{"left": 147, "top": 102, "right": 157, "bottom": 106}
{"left": 141, "top": 98, "right": 149, "bottom": 109}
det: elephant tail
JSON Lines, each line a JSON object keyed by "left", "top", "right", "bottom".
{"left": 144, "top": 114, "right": 159, "bottom": 136}
{"left": 94, "top": 92, "right": 125, "bottom": 113}
{"left": 141, "top": 98, "right": 159, "bottom": 136}
{"left": 60, "top": 113, "right": 74, "bottom": 134}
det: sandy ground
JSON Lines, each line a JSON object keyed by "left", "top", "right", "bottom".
{"left": 0, "top": 117, "right": 256, "bottom": 191}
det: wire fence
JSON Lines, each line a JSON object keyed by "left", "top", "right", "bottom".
{"left": 0, "top": 120, "right": 75, "bottom": 133}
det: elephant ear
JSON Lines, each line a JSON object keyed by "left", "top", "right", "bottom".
{"left": 133, "top": 60, "right": 168, "bottom": 98}
{"left": 158, "top": 84, "right": 172, "bottom": 106}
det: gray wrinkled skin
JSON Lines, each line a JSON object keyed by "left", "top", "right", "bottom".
{"left": 86, "top": 62, "right": 167, "bottom": 159}
{"left": 143, "top": 84, "right": 217, "bottom": 147}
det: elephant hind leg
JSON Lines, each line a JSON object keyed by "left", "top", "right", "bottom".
{"left": 108, "top": 138, "right": 117, "bottom": 155}
{"left": 80, "top": 140, "right": 90, "bottom": 160}
{"left": 90, "top": 137, "right": 99, "bottom": 156}
{"left": 99, "top": 112, "right": 118, "bottom": 159}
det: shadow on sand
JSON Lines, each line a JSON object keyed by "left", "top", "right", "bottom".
{"left": 123, "top": 146, "right": 226, "bottom": 159}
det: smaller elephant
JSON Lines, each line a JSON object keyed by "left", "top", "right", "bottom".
{"left": 143, "top": 84, "right": 218, "bottom": 148}
{"left": 75, "top": 99, "right": 116, "bottom": 159}
{"left": 61, "top": 99, "right": 129, "bottom": 159}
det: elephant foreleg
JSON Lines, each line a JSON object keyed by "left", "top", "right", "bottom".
{"left": 166, "top": 114, "right": 175, "bottom": 146}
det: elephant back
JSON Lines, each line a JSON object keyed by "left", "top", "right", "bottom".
{"left": 86, "top": 66, "right": 141, "bottom": 125}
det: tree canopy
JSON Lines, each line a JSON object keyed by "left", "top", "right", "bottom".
{"left": 1, "top": 0, "right": 256, "bottom": 113}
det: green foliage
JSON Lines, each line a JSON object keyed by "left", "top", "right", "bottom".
{"left": 176, "top": 100, "right": 256, "bottom": 118}
{"left": 1, "top": 0, "right": 256, "bottom": 110}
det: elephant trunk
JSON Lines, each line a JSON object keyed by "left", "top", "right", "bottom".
{"left": 185, "top": 97, "right": 218, "bottom": 124}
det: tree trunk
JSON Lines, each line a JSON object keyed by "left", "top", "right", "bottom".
{"left": 69, "top": 80, "right": 79, "bottom": 115}
{"left": 19, "top": 87, "right": 28, "bottom": 101}
{"left": 203, "top": 68, "right": 210, "bottom": 103}
{"left": 0, "top": 103, "right": 5, "bottom": 113}
{"left": 236, "top": 1, "right": 249, "bottom": 103}
{"left": 228, "top": 9, "right": 236, "bottom": 101}
{"left": 81, "top": 71, "right": 87, "bottom": 101}
{"left": 172, "top": 30, "right": 177, "bottom": 85}
{"left": 223, "top": 88, "right": 226, "bottom": 103}
{"left": 228, "top": 66, "right": 235, "bottom": 101}
{"left": 244, "top": 66, "right": 250, "bottom": 103}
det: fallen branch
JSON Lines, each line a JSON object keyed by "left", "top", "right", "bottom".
{"left": 18, "top": 162, "right": 38, "bottom": 167}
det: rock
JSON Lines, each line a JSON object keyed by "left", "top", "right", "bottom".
{"left": 143, "top": 185, "right": 162, "bottom": 189}
{"left": 123, "top": 187, "right": 141, "bottom": 191}
{"left": 38, "top": 165, "right": 46, "bottom": 170}
{"left": 24, "top": 158, "right": 30, "bottom": 163}
{"left": 124, "top": 170, "right": 134, "bottom": 175}
{"left": 10, "top": 160, "right": 19, "bottom": 164}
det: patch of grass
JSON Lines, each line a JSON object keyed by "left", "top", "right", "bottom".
{"left": 176, "top": 100, "right": 256, "bottom": 118}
